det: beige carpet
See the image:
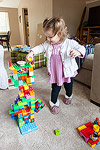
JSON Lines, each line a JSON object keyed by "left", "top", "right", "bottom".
{"left": 0, "top": 51, "right": 100, "bottom": 150}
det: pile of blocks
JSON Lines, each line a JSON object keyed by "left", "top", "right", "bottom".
{"left": 8, "top": 60, "right": 45, "bottom": 135}
{"left": 77, "top": 118, "right": 100, "bottom": 148}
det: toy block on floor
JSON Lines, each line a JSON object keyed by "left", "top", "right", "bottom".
{"left": 55, "top": 129, "right": 60, "bottom": 135}
{"left": 77, "top": 119, "right": 100, "bottom": 148}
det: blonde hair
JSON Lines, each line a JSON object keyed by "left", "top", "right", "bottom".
{"left": 43, "top": 17, "right": 70, "bottom": 42}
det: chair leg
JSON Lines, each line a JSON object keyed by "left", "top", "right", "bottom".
{"left": 0, "top": 41, "right": 3, "bottom": 46}
{"left": 6, "top": 41, "right": 9, "bottom": 51}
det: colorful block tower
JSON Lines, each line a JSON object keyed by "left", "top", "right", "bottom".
{"left": 8, "top": 60, "right": 45, "bottom": 135}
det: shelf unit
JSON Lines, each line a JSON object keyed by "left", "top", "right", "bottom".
{"left": 80, "top": 26, "right": 100, "bottom": 44}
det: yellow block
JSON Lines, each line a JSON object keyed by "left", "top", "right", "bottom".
{"left": 9, "top": 66, "right": 15, "bottom": 70}
{"left": 23, "top": 84, "right": 29, "bottom": 90}
{"left": 20, "top": 93, "right": 24, "bottom": 97}
{"left": 29, "top": 91, "right": 35, "bottom": 96}
{"left": 18, "top": 91, "right": 22, "bottom": 96}
{"left": 29, "top": 57, "right": 32, "bottom": 62}
{"left": 88, "top": 142, "right": 96, "bottom": 148}
{"left": 26, "top": 78, "right": 31, "bottom": 83}
{"left": 93, "top": 124, "right": 99, "bottom": 132}
{"left": 11, "top": 103, "right": 14, "bottom": 109}
{"left": 30, "top": 114, "right": 34, "bottom": 119}
{"left": 77, "top": 125, "right": 87, "bottom": 132}
{"left": 18, "top": 91, "right": 24, "bottom": 97}
{"left": 30, "top": 64, "right": 35, "bottom": 67}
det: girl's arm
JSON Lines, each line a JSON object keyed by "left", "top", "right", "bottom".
{"left": 70, "top": 40, "right": 86, "bottom": 58}
{"left": 26, "top": 41, "right": 48, "bottom": 61}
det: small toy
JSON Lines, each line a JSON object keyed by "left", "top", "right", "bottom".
{"left": 8, "top": 58, "right": 45, "bottom": 135}
{"left": 54, "top": 129, "right": 60, "bottom": 135}
{"left": 77, "top": 118, "right": 100, "bottom": 148}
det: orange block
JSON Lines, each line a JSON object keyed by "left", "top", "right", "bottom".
{"left": 13, "top": 69, "right": 17, "bottom": 74}
{"left": 22, "top": 76, "right": 25, "bottom": 81}
{"left": 21, "top": 89, "right": 24, "bottom": 93}
{"left": 29, "top": 67, "right": 33, "bottom": 72}
{"left": 25, "top": 75, "right": 28, "bottom": 80}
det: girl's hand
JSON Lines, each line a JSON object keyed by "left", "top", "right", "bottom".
{"left": 69, "top": 49, "right": 81, "bottom": 58}
{"left": 26, "top": 51, "right": 34, "bottom": 62}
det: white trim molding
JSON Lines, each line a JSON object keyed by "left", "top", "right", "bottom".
{"left": 86, "top": 0, "right": 100, "bottom": 4}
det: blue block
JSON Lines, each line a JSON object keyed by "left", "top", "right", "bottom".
{"left": 13, "top": 74, "right": 17, "bottom": 79}
{"left": 96, "top": 142, "right": 100, "bottom": 145}
{"left": 19, "top": 122, "right": 38, "bottom": 135}
{"left": 25, "top": 119, "right": 29, "bottom": 124}
{"left": 19, "top": 80, "right": 23, "bottom": 86}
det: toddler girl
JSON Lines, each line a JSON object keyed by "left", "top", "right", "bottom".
{"left": 0, "top": 45, "right": 8, "bottom": 89}
{"left": 26, "top": 17, "right": 85, "bottom": 114}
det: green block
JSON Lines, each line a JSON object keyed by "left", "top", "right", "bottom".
{"left": 31, "top": 97, "right": 35, "bottom": 101}
{"left": 55, "top": 129, "right": 60, "bottom": 135}
{"left": 13, "top": 104, "right": 23, "bottom": 110}
{"left": 22, "top": 97, "right": 32, "bottom": 103}
{"left": 31, "top": 101, "right": 35, "bottom": 104}
{"left": 19, "top": 122, "right": 23, "bottom": 127}
{"left": 30, "top": 103, "right": 35, "bottom": 106}
{"left": 31, "top": 105, "right": 35, "bottom": 109}
{"left": 9, "top": 110, "right": 14, "bottom": 114}
{"left": 17, "top": 101, "right": 27, "bottom": 106}
{"left": 30, "top": 110, "right": 34, "bottom": 114}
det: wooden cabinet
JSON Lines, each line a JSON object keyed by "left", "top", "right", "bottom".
{"left": 80, "top": 26, "right": 100, "bottom": 44}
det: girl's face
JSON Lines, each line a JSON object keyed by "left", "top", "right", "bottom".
{"left": 44, "top": 29, "right": 60, "bottom": 44}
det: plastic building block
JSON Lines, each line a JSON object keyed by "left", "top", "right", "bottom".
{"left": 77, "top": 125, "right": 87, "bottom": 133}
{"left": 77, "top": 118, "right": 100, "bottom": 148}
{"left": 55, "top": 129, "right": 60, "bottom": 135}
{"left": 8, "top": 60, "right": 45, "bottom": 135}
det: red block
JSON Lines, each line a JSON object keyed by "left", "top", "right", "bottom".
{"left": 85, "top": 122, "right": 93, "bottom": 128}
{"left": 25, "top": 108, "right": 31, "bottom": 115}
{"left": 8, "top": 61, "right": 11, "bottom": 67}
{"left": 88, "top": 139, "right": 99, "bottom": 145}
{"left": 19, "top": 85, "right": 24, "bottom": 90}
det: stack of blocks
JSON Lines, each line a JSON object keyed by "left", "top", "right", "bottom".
{"left": 8, "top": 60, "right": 45, "bottom": 135}
{"left": 77, "top": 118, "right": 100, "bottom": 148}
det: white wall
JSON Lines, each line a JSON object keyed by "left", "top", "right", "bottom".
{"left": 18, "top": 0, "right": 52, "bottom": 46}
{"left": 53, "top": 0, "right": 86, "bottom": 37}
